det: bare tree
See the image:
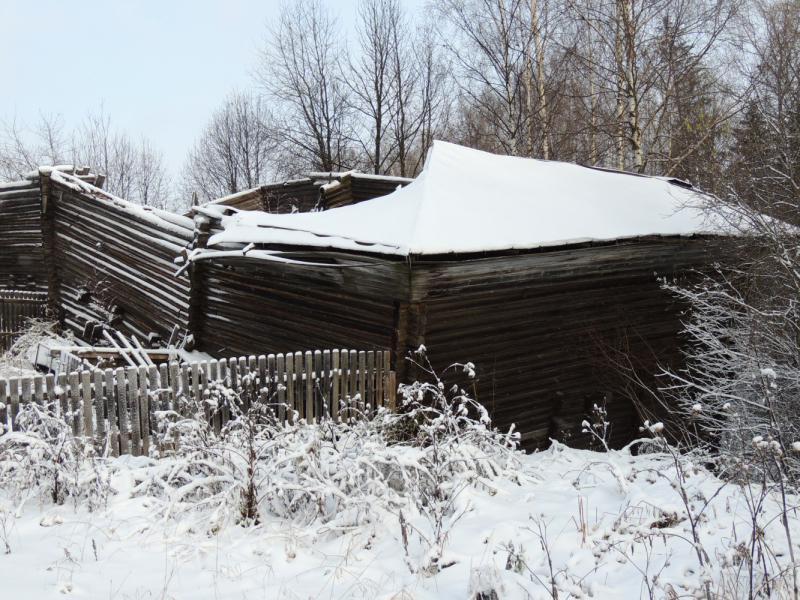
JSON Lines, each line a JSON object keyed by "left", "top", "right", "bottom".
{"left": 410, "top": 22, "right": 454, "bottom": 175}
{"left": 179, "top": 89, "right": 278, "bottom": 204}
{"left": 0, "top": 112, "right": 70, "bottom": 180}
{"left": 565, "top": 0, "right": 740, "bottom": 174}
{"left": 256, "top": 0, "right": 353, "bottom": 173}
{"left": 349, "top": 0, "right": 401, "bottom": 174}
{"left": 434, "top": 0, "right": 533, "bottom": 156}
{"left": 1, "top": 109, "right": 173, "bottom": 208}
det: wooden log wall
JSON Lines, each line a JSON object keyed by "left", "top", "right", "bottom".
{"left": 321, "top": 174, "right": 412, "bottom": 209}
{"left": 0, "top": 180, "right": 48, "bottom": 291}
{"left": 44, "top": 175, "right": 194, "bottom": 342}
{"left": 0, "top": 348, "right": 396, "bottom": 456}
{"left": 410, "top": 239, "right": 714, "bottom": 451}
{"left": 198, "top": 173, "right": 413, "bottom": 214}
{"left": 0, "top": 291, "right": 48, "bottom": 351}
{"left": 197, "top": 255, "right": 407, "bottom": 358}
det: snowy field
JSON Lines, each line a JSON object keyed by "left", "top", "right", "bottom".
{"left": 1, "top": 431, "right": 798, "bottom": 599}
{"left": 1, "top": 334, "right": 798, "bottom": 599}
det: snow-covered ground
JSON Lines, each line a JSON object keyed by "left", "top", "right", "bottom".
{"left": 2, "top": 334, "right": 797, "bottom": 599}
{"left": 1, "top": 437, "right": 797, "bottom": 600}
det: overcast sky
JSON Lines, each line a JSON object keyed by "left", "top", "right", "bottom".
{"left": 1, "top": 0, "right": 424, "bottom": 180}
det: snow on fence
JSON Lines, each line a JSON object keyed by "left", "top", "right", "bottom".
{"left": 0, "top": 349, "right": 396, "bottom": 457}
{"left": 0, "top": 290, "right": 48, "bottom": 352}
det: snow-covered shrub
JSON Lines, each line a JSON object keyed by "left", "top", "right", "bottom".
{"left": 145, "top": 351, "right": 522, "bottom": 571}
{"left": 0, "top": 398, "right": 108, "bottom": 510}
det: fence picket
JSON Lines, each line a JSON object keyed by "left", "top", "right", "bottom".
{"left": 127, "top": 366, "right": 140, "bottom": 456}
{"left": 323, "top": 350, "right": 331, "bottom": 419}
{"left": 276, "top": 353, "right": 285, "bottom": 423}
{"left": 305, "top": 351, "right": 313, "bottom": 423}
{"left": 94, "top": 370, "right": 105, "bottom": 442}
{"left": 57, "top": 373, "right": 67, "bottom": 425}
{"left": 68, "top": 372, "right": 79, "bottom": 435}
{"left": 376, "top": 351, "right": 384, "bottom": 410}
{"left": 258, "top": 355, "right": 267, "bottom": 403}
{"left": 366, "top": 351, "right": 374, "bottom": 414}
{"left": 331, "top": 350, "right": 340, "bottom": 422}
{"left": 340, "top": 349, "right": 350, "bottom": 422}
{"left": 21, "top": 377, "right": 31, "bottom": 408}
{"left": 82, "top": 371, "right": 93, "bottom": 438}
{"left": 34, "top": 376, "right": 43, "bottom": 405}
{"left": 107, "top": 368, "right": 118, "bottom": 457}
{"left": 0, "top": 378, "right": 6, "bottom": 432}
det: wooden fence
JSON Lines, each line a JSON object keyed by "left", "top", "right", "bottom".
{"left": 0, "top": 348, "right": 396, "bottom": 457}
{"left": 0, "top": 290, "right": 48, "bottom": 352}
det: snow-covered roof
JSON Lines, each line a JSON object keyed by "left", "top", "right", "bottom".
{"left": 205, "top": 141, "right": 719, "bottom": 257}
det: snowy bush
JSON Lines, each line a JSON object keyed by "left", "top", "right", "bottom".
{"left": 0, "top": 398, "right": 108, "bottom": 510}
{"left": 128, "top": 351, "right": 522, "bottom": 574}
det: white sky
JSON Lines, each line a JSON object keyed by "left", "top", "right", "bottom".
{"left": 0, "top": 0, "right": 425, "bottom": 180}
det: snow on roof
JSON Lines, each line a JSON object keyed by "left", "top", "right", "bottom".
{"left": 206, "top": 141, "right": 720, "bottom": 257}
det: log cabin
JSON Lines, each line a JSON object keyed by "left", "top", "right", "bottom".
{"left": 186, "top": 142, "right": 724, "bottom": 450}
{"left": 1, "top": 144, "right": 725, "bottom": 449}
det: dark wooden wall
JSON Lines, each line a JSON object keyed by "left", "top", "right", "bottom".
{"left": 0, "top": 181, "right": 47, "bottom": 291}
{"left": 45, "top": 177, "right": 194, "bottom": 341}
{"left": 199, "top": 174, "right": 412, "bottom": 214}
{"left": 195, "top": 254, "right": 408, "bottom": 357}
{"left": 408, "top": 240, "right": 712, "bottom": 450}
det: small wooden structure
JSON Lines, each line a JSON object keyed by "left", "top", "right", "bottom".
{"left": 0, "top": 291, "right": 48, "bottom": 351}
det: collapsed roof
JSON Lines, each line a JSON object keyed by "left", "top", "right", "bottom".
{"left": 201, "top": 141, "right": 721, "bottom": 257}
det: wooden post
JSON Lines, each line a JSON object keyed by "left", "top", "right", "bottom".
{"left": 140, "top": 365, "right": 150, "bottom": 456}
{"left": 197, "top": 361, "right": 209, "bottom": 423}
{"left": 340, "top": 349, "right": 350, "bottom": 422}
{"left": 128, "top": 366, "right": 141, "bottom": 457}
{"left": 268, "top": 354, "right": 276, "bottom": 403}
{"left": 285, "top": 353, "right": 294, "bottom": 422}
{"left": 314, "top": 350, "right": 323, "bottom": 423}
{"left": 106, "top": 368, "right": 118, "bottom": 457}
{"left": 323, "top": 350, "right": 331, "bottom": 420}
{"left": 376, "top": 351, "right": 384, "bottom": 410}
{"left": 0, "top": 378, "right": 6, "bottom": 433}
{"left": 68, "top": 372, "right": 79, "bottom": 435}
{"left": 258, "top": 355, "right": 267, "bottom": 402}
{"left": 295, "top": 351, "right": 304, "bottom": 421}
{"left": 116, "top": 367, "right": 128, "bottom": 455}
{"left": 21, "top": 377, "right": 31, "bottom": 408}
{"left": 389, "top": 370, "right": 396, "bottom": 412}
{"left": 349, "top": 350, "right": 358, "bottom": 421}
{"left": 34, "top": 376, "right": 43, "bottom": 406}
{"left": 383, "top": 353, "right": 391, "bottom": 410}
{"left": 331, "top": 350, "right": 340, "bottom": 422}
{"left": 46, "top": 374, "right": 55, "bottom": 410}
{"left": 306, "top": 351, "right": 314, "bottom": 423}
{"left": 159, "top": 363, "right": 169, "bottom": 418}
{"left": 208, "top": 359, "right": 220, "bottom": 434}
{"left": 357, "top": 352, "right": 366, "bottom": 417}
{"left": 248, "top": 355, "right": 257, "bottom": 411}
{"left": 148, "top": 364, "right": 158, "bottom": 448}
{"left": 277, "top": 353, "right": 286, "bottom": 423}
{"left": 57, "top": 373, "right": 68, "bottom": 425}
{"left": 94, "top": 370, "right": 105, "bottom": 443}
{"left": 169, "top": 362, "right": 180, "bottom": 413}
{"left": 180, "top": 363, "right": 190, "bottom": 416}
{"left": 366, "top": 351, "right": 375, "bottom": 415}
{"left": 81, "top": 371, "right": 93, "bottom": 439}
{"left": 218, "top": 358, "right": 229, "bottom": 425}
